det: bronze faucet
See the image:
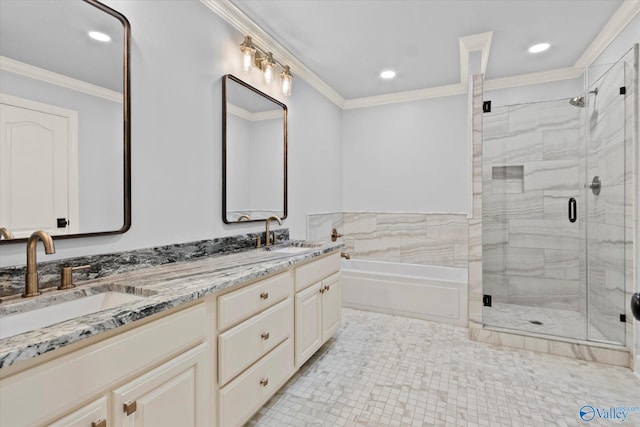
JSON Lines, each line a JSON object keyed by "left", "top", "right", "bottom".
{"left": 265, "top": 215, "right": 282, "bottom": 246}
{"left": 0, "top": 227, "right": 13, "bottom": 240}
{"left": 24, "top": 230, "right": 56, "bottom": 298}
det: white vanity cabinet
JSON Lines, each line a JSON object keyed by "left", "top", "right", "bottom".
{"left": 217, "top": 270, "right": 295, "bottom": 426}
{"left": 0, "top": 303, "right": 212, "bottom": 427}
{"left": 294, "top": 253, "right": 341, "bottom": 367}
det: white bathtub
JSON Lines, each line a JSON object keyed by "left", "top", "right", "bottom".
{"left": 341, "top": 259, "right": 468, "bottom": 327}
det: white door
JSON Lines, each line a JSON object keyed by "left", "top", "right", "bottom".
{"left": 294, "top": 282, "right": 323, "bottom": 367}
{"left": 0, "top": 94, "right": 78, "bottom": 238}
{"left": 112, "top": 344, "right": 207, "bottom": 427}
{"left": 321, "top": 274, "right": 341, "bottom": 341}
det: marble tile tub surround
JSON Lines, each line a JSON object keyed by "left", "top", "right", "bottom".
{"left": 0, "top": 238, "right": 342, "bottom": 369}
{"left": 308, "top": 212, "right": 468, "bottom": 268}
{"left": 0, "top": 230, "right": 289, "bottom": 298}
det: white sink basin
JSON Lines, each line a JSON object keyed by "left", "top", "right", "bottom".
{"left": 0, "top": 292, "right": 145, "bottom": 340}
{"left": 271, "top": 247, "right": 311, "bottom": 254}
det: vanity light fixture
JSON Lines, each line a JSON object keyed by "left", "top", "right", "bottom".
{"left": 528, "top": 42, "right": 550, "bottom": 53}
{"left": 239, "top": 35, "right": 293, "bottom": 96}
{"left": 88, "top": 30, "right": 111, "bottom": 42}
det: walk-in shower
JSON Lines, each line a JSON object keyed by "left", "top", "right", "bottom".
{"left": 481, "top": 48, "right": 636, "bottom": 346}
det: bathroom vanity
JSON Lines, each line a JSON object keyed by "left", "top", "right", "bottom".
{"left": 0, "top": 243, "right": 342, "bottom": 427}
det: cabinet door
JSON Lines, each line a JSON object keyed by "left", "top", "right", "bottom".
{"left": 47, "top": 397, "right": 107, "bottom": 427}
{"left": 322, "top": 274, "right": 341, "bottom": 341}
{"left": 295, "top": 282, "right": 322, "bottom": 367}
{"left": 112, "top": 344, "right": 208, "bottom": 427}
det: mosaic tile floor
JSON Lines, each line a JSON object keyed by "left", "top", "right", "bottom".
{"left": 483, "top": 303, "right": 612, "bottom": 343}
{"left": 247, "top": 308, "right": 640, "bottom": 427}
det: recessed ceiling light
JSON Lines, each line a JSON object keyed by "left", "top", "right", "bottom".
{"left": 380, "top": 70, "right": 396, "bottom": 79}
{"left": 528, "top": 43, "right": 550, "bottom": 53}
{"left": 88, "top": 31, "right": 111, "bottom": 42}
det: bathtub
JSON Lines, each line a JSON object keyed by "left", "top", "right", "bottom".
{"left": 341, "top": 259, "right": 468, "bottom": 327}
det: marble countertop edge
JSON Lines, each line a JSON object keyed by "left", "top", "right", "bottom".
{"left": 0, "top": 241, "right": 344, "bottom": 369}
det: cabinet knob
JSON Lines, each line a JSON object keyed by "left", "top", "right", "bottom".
{"left": 260, "top": 377, "right": 269, "bottom": 387}
{"left": 324, "top": 285, "right": 330, "bottom": 292}
{"left": 319, "top": 287, "right": 325, "bottom": 294}
{"left": 123, "top": 400, "right": 137, "bottom": 416}
{"left": 260, "top": 292, "right": 269, "bottom": 300}
{"left": 261, "top": 332, "right": 270, "bottom": 340}
{"left": 91, "top": 419, "right": 107, "bottom": 427}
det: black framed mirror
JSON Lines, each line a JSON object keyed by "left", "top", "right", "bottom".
{"left": 0, "top": 0, "right": 130, "bottom": 243}
{"left": 222, "top": 74, "right": 287, "bottom": 224}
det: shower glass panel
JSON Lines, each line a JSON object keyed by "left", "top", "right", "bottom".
{"left": 585, "top": 61, "right": 626, "bottom": 345}
{"left": 482, "top": 98, "right": 586, "bottom": 340}
{"left": 482, "top": 58, "right": 627, "bottom": 345}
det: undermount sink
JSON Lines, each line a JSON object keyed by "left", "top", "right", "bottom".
{"left": 271, "top": 246, "right": 312, "bottom": 254}
{"left": 0, "top": 292, "right": 145, "bottom": 340}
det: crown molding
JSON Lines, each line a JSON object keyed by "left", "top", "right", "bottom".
{"left": 343, "top": 83, "right": 466, "bottom": 110}
{"left": 228, "top": 103, "right": 283, "bottom": 121}
{"left": 574, "top": 0, "right": 640, "bottom": 69}
{"left": 459, "top": 31, "right": 493, "bottom": 89}
{"left": 484, "top": 66, "right": 583, "bottom": 91}
{"left": 201, "top": 0, "right": 345, "bottom": 108}
{"left": 0, "top": 56, "right": 123, "bottom": 103}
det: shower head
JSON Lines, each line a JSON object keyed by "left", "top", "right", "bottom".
{"left": 568, "top": 88, "right": 598, "bottom": 108}
{"left": 569, "top": 96, "right": 585, "bottom": 107}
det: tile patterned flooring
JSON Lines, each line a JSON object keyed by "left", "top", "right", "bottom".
{"left": 247, "top": 308, "right": 640, "bottom": 427}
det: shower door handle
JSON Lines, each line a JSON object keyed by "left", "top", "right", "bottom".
{"left": 568, "top": 198, "right": 577, "bottom": 223}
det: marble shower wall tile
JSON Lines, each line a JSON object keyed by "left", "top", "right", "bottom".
{"left": 306, "top": 212, "right": 344, "bottom": 242}
{"left": 340, "top": 212, "right": 469, "bottom": 268}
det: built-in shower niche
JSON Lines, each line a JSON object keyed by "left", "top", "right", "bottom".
{"left": 491, "top": 165, "right": 524, "bottom": 194}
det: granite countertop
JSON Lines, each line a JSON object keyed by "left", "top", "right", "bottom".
{"left": 0, "top": 241, "right": 344, "bottom": 369}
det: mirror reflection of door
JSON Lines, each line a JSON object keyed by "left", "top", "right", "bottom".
{"left": 0, "top": 94, "right": 79, "bottom": 238}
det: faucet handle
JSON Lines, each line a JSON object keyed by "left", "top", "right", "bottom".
{"left": 272, "top": 231, "right": 280, "bottom": 245}
{"left": 58, "top": 265, "right": 91, "bottom": 290}
{"left": 255, "top": 235, "right": 262, "bottom": 248}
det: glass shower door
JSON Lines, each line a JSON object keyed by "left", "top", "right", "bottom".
{"left": 482, "top": 97, "right": 586, "bottom": 340}
{"left": 585, "top": 61, "right": 627, "bottom": 345}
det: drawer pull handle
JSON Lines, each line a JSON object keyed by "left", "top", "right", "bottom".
{"left": 261, "top": 332, "right": 270, "bottom": 340}
{"left": 260, "top": 377, "right": 269, "bottom": 387}
{"left": 91, "top": 419, "right": 107, "bottom": 427}
{"left": 260, "top": 292, "right": 269, "bottom": 300}
{"left": 124, "top": 400, "right": 137, "bottom": 416}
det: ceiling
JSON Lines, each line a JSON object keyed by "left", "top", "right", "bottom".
{"left": 229, "top": 0, "right": 628, "bottom": 100}
{"left": 0, "top": 0, "right": 124, "bottom": 92}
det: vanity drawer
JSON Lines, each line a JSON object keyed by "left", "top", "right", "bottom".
{"left": 219, "top": 339, "right": 294, "bottom": 427}
{"left": 218, "top": 298, "right": 293, "bottom": 386}
{"left": 218, "top": 270, "right": 293, "bottom": 331}
{"left": 294, "top": 252, "right": 340, "bottom": 292}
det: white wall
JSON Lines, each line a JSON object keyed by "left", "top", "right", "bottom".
{"left": 0, "top": 0, "right": 343, "bottom": 267}
{"left": 342, "top": 95, "right": 469, "bottom": 213}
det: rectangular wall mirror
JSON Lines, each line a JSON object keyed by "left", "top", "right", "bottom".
{"left": 0, "top": 0, "right": 130, "bottom": 243}
{"left": 222, "top": 74, "right": 287, "bottom": 224}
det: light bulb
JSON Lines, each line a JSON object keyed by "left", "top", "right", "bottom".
{"left": 280, "top": 66, "right": 292, "bottom": 96}
{"left": 262, "top": 52, "right": 275, "bottom": 84}
{"left": 239, "top": 36, "right": 255, "bottom": 73}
